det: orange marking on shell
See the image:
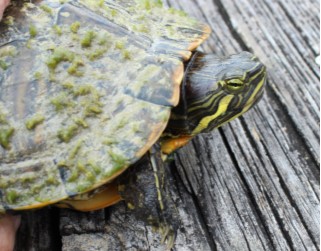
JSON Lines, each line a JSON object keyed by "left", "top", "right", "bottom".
{"left": 187, "top": 25, "right": 211, "bottom": 51}
{"left": 56, "top": 183, "right": 121, "bottom": 212}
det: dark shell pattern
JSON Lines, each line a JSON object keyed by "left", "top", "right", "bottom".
{"left": 0, "top": 0, "right": 210, "bottom": 212}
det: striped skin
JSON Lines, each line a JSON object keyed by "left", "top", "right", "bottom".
{"left": 165, "top": 51, "right": 266, "bottom": 137}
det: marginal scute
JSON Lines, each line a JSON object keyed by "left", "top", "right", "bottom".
{"left": 0, "top": 0, "right": 210, "bottom": 211}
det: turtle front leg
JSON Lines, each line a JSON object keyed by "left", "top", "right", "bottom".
{"left": 118, "top": 144, "right": 179, "bottom": 249}
{"left": 160, "top": 135, "right": 192, "bottom": 155}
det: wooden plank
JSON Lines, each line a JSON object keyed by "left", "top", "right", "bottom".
{"left": 15, "top": 209, "right": 61, "bottom": 251}
{"left": 13, "top": 0, "right": 319, "bottom": 250}
{"left": 167, "top": 0, "right": 320, "bottom": 250}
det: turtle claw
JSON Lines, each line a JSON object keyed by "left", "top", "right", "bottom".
{"left": 160, "top": 224, "right": 176, "bottom": 250}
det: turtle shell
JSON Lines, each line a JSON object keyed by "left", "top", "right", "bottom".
{"left": 0, "top": 0, "right": 210, "bottom": 212}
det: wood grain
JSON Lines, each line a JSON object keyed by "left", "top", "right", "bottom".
{"left": 14, "top": 0, "right": 319, "bottom": 250}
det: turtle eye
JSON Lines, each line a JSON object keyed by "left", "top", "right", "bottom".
{"left": 225, "top": 79, "right": 244, "bottom": 92}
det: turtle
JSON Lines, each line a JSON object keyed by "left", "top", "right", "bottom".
{"left": 0, "top": 0, "right": 266, "bottom": 216}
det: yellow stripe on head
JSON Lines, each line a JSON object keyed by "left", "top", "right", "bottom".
{"left": 192, "top": 95, "right": 233, "bottom": 134}
{"left": 246, "top": 71, "right": 266, "bottom": 107}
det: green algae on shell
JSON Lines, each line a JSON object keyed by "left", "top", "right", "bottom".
{"left": 70, "top": 21, "right": 81, "bottom": 33}
{"left": 52, "top": 25, "right": 63, "bottom": 36}
{"left": 34, "top": 71, "right": 43, "bottom": 80}
{"left": 0, "top": 45, "right": 17, "bottom": 70}
{"left": 40, "top": 4, "right": 53, "bottom": 15}
{"left": 0, "top": 45, "right": 17, "bottom": 57}
{"left": 72, "top": 84, "right": 93, "bottom": 96}
{"left": 115, "top": 41, "right": 125, "bottom": 50}
{"left": 61, "top": 82, "right": 75, "bottom": 90}
{"left": 0, "top": 111, "right": 14, "bottom": 149}
{"left": 73, "top": 117, "right": 89, "bottom": 128}
{"left": 108, "top": 150, "right": 128, "bottom": 170}
{"left": 122, "top": 50, "right": 131, "bottom": 60}
{"left": 6, "top": 190, "right": 19, "bottom": 204}
{"left": 46, "top": 47, "right": 76, "bottom": 70}
{"left": 69, "top": 139, "right": 84, "bottom": 159}
{"left": 84, "top": 104, "right": 103, "bottom": 116}
{"left": 81, "top": 30, "right": 96, "bottom": 48}
{"left": 133, "top": 23, "right": 150, "bottom": 33}
{"left": 4, "top": 16, "right": 14, "bottom": 26}
{"left": 87, "top": 48, "right": 108, "bottom": 61}
{"left": 135, "top": 0, "right": 163, "bottom": 11}
{"left": 67, "top": 58, "right": 85, "bottom": 76}
{"left": 29, "top": 24, "right": 38, "bottom": 38}
{"left": 0, "top": 113, "right": 7, "bottom": 124}
{"left": 0, "top": 127, "right": 14, "bottom": 149}
{"left": 50, "top": 92, "right": 75, "bottom": 111}
{"left": 57, "top": 123, "right": 79, "bottom": 142}
{"left": 25, "top": 114, "right": 45, "bottom": 130}
{"left": 0, "top": 60, "right": 9, "bottom": 70}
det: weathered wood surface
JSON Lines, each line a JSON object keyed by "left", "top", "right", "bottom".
{"left": 14, "top": 0, "right": 319, "bottom": 250}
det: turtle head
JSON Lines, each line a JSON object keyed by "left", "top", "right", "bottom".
{"left": 166, "top": 51, "right": 266, "bottom": 136}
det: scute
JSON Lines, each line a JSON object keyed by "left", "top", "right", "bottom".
{"left": 0, "top": 0, "right": 210, "bottom": 212}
